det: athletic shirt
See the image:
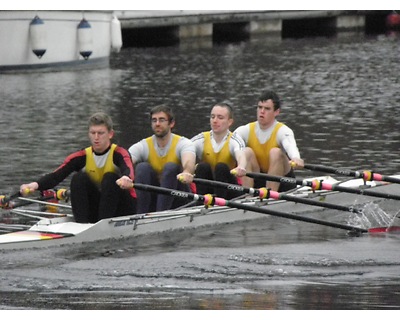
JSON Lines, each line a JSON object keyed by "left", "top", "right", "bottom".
{"left": 146, "top": 134, "right": 181, "bottom": 175}
{"left": 202, "top": 131, "right": 236, "bottom": 170}
{"left": 247, "top": 121, "right": 284, "bottom": 173}
{"left": 85, "top": 144, "right": 118, "bottom": 186}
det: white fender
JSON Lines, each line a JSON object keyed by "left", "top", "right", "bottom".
{"left": 77, "top": 18, "right": 93, "bottom": 60}
{"left": 29, "top": 15, "right": 47, "bottom": 59}
{"left": 110, "top": 15, "right": 123, "bottom": 52}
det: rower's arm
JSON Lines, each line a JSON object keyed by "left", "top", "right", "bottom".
{"left": 233, "top": 149, "right": 247, "bottom": 177}
{"left": 178, "top": 151, "right": 196, "bottom": 183}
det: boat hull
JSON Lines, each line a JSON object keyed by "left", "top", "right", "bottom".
{"left": 1, "top": 177, "right": 399, "bottom": 250}
{"left": 0, "top": 206, "right": 255, "bottom": 250}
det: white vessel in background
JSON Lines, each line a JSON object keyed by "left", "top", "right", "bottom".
{"left": 0, "top": 10, "right": 122, "bottom": 72}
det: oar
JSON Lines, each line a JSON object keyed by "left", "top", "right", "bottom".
{"left": 0, "top": 188, "right": 70, "bottom": 210}
{"left": 193, "top": 177, "right": 364, "bottom": 215}
{"left": 303, "top": 163, "right": 400, "bottom": 185}
{"left": 131, "top": 182, "right": 370, "bottom": 234}
{"left": 10, "top": 208, "right": 73, "bottom": 219}
{"left": 0, "top": 191, "right": 23, "bottom": 208}
{"left": 17, "top": 197, "right": 72, "bottom": 209}
{"left": 245, "top": 172, "right": 400, "bottom": 201}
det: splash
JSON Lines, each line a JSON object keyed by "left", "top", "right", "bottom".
{"left": 348, "top": 202, "right": 395, "bottom": 230}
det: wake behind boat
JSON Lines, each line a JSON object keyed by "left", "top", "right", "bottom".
{"left": 0, "top": 173, "right": 399, "bottom": 251}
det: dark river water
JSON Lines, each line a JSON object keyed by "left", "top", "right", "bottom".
{"left": 1, "top": 30, "right": 400, "bottom": 310}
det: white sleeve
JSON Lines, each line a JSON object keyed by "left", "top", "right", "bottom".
{"left": 190, "top": 133, "right": 205, "bottom": 160}
{"left": 233, "top": 124, "right": 250, "bottom": 144}
{"left": 128, "top": 139, "right": 149, "bottom": 163}
{"left": 176, "top": 136, "right": 196, "bottom": 159}
{"left": 277, "top": 126, "right": 301, "bottom": 160}
{"left": 229, "top": 131, "right": 246, "bottom": 156}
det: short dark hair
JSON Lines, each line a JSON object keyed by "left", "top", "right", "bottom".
{"left": 213, "top": 101, "right": 234, "bottom": 119}
{"left": 258, "top": 90, "right": 281, "bottom": 111}
{"left": 88, "top": 112, "right": 113, "bottom": 131}
{"left": 149, "top": 104, "right": 175, "bottom": 123}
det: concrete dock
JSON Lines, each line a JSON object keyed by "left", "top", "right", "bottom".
{"left": 115, "top": 10, "right": 392, "bottom": 47}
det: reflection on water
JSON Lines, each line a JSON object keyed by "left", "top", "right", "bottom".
{"left": 1, "top": 32, "right": 400, "bottom": 310}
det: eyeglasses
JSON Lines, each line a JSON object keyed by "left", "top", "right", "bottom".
{"left": 151, "top": 117, "right": 168, "bottom": 124}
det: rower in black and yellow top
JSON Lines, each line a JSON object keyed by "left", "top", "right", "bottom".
{"left": 129, "top": 105, "right": 196, "bottom": 214}
{"left": 234, "top": 90, "right": 304, "bottom": 192}
{"left": 85, "top": 143, "right": 118, "bottom": 185}
{"left": 191, "top": 102, "right": 247, "bottom": 199}
{"left": 20, "top": 112, "right": 137, "bottom": 223}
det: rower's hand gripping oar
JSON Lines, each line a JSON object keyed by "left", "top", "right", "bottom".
{"left": 302, "top": 163, "right": 400, "bottom": 185}
{"left": 119, "top": 180, "right": 387, "bottom": 234}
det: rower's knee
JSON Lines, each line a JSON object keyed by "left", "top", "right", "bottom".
{"left": 269, "top": 147, "right": 285, "bottom": 161}
{"left": 244, "top": 147, "right": 259, "bottom": 172}
{"left": 269, "top": 148, "right": 290, "bottom": 173}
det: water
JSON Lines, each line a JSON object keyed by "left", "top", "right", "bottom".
{"left": 1, "top": 32, "right": 400, "bottom": 310}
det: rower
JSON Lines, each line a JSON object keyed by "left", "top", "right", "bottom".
{"left": 234, "top": 90, "right": 304, "bottom": 191}
{"left": 127, "top": 105, "right": 196, "bottom": 214}
{"left": 19, "top": 112, "right": 137, "bottom": 223}
{"left": 191, "top": 102, "right": 247, "bottom": 199}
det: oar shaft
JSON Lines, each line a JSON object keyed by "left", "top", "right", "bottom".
{"left": 132, "top": 183, "right": 368, "bottom": 233}
{"left": 194, "top": 177, "right": 363, "bottom": 214}
{"left": 17, "top": 197, "right": 72, "bottom": 209}
{"left": 276, "top": 192, "right": 363, "bottom": 214}
{"left": 218, "top": 198, "right": 367, "bottom": 233}
{"left": 304, "top": 164, "right": 400, "bottom": 185}
{"left": 246, "top": 172, "right": 400, "bottom": 201}
{"left": 303, "top": 164, "right": 361, "bottom": 177}
{"left": 379, "top": 175, "right": 400, "bottom": 184}
{"left": 246, "top": 172, "right": 305, "bottom": 186}
{"left": 133, "top": 183, "right": 205, "bottom": 202}
{"left": 362, "top": 172, "right": 400, "bottom": 185}
{"left": 193, "top": 178, "right": 258, "bottom": 195}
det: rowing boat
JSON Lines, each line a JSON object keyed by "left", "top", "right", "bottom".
{"left": 0, "top": 175, "right": 398, "bottom": 250}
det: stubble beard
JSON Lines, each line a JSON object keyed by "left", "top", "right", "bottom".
{"left": 154, "top": 129, "right": 169, "bottom": 139}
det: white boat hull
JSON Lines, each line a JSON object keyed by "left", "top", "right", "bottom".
{"left": 0, "top": 206, "right": 256, "bottom": 250}
{"left": 0, "top": 176, "right": 399, "bottom": 250}
{"left": 0, "top": 11, "right": 122, "bottom": 72}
